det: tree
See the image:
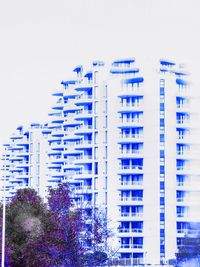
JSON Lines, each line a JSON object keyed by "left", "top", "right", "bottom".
{"left": 0, "top": 204, "right": 13, "bottom": 266}
{"left": 47, "top": 183, "right": 84, "bottom": 267}
{"left": 2, "top": 185, "right": 112, "bottom": 266}
{"left": 5, "top": 188, "right": 55, "bottom": 267}
{"left": 176, "top": 223, "right": 200, "bottom": 265}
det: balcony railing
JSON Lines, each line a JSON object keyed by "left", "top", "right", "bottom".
{"left": 121, "top": 181, "right": 143, "bottom": 186}
{"left": 119, "top": 165, "right": 143, "bottom": 170}
{"left": 121, "top": 197, "right": 143, "bottom": 202}
{"left": 120, "top": 149, "right": 142, "bottom": 155}
{"left": 120, "top": 134, "right": 143, "bottom": 139}
{"left": 121, "top": 212, "right": 143, "bottom": 217}
{"left": 121, "top": 244, "right": 143, "bottom": 249}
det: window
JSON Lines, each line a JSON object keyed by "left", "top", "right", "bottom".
{"left": 160, "top": 150, "right": 165, "bottom": 158}
{"left": 160, "top": 181, "right": 165, "bottom": 190}
{"left": 160, "top": 134, "right": 165, "bottom": 142}
{"left": 160, "top": 213, "right": 165, "bottom": 221}
{"left": 160, "top": 119, "right": 165, "bottom": 127}
{"left": 160, "top": 103, "right": 165, "bottom": 111}
{"left": 160, "top": 87, "right": 165, "bottom": 96}
{"left": 160, "top": 166, "right": 165, "bottom": 174}
{"left": 160, "top": 197, "right": 165, "bottom": 205}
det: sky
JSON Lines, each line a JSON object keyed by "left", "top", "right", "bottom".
{"left": 0, "top": 0, "right": 200, "bottom": 144}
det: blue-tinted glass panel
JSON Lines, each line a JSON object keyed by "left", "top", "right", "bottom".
{"left": 160, "top": 87, "right": 165, "bottom": 95}
{"left": 160, "top": 103, "right": 165, "bottom": 111}
{"left": 160, "top": 197, "right": 165, "bottom": 205}
{"left": 160, "top": 166, "right": 165, "bottom": 174}
{"left": 160, "top": 134, "right": 165, "bottom": 142}
{"left": 160, "top": 150, "right": 165, "bottom": 158}
{"left": 160, "top": 181, "right": 165, "bottom": 189}
{"left": 160, "top": 119, "right": 165, "bottom": 126}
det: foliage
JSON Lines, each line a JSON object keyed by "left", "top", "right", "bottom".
{"left": 47, "top": 183, "right": 84, "bottom": 267}
{"left": 82, "top": 251, "right": 108, "bottom": 267}
{"left": 176, "top": 235, "right": 200, "bottom": 261}
{"left": 5, "top": 188, "right": 55, "bottom": 267}
{"left": 0, "top": 185, "right": 110, "bottom": 266}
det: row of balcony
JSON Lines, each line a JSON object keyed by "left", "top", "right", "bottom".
{"left": 120, "top": 197, "right": 143, "bottom": 202}
{"left": 120, "top": 244, "right": 143, "bottom": 249}
{"left": 119, "top": 228, "right": 143, "bottom": 233}
{"left": 120, "top": 212, "right": 143, "bottom": 218}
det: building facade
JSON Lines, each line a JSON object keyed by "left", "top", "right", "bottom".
{"left": 1, "top": 58, "right": 200, "bottom": 265}
{"left": 1, "top": 124, "right": 49, "bottom": 201}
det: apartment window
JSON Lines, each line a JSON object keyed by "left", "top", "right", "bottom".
{"left": 160, "top": 229, "right": 165, "bottom": 237}
{"left": 160, "top": 245, "right": 165, "bottom": 253}
{"left": 160, "top": 182, "right": 165, "bottom": 190}
{"left": 160, "top": 213, "right": 165, "bottom": 221}
{"left": 160, "top": 87, "right": 165, "bottom": 96}
{"left": 160, "top": 103, "right": 165, "bottom": 111}
{"left": 160, "top": 197, "right": 165, "bottom": 205}
{"left": 94, "top": 116, "right": 98, "bottom": 129}
{"left": 160, "top": 150, "right": 165, "bottom": 158}
{"left": 160, "top": 119, "right": 165, "bottom": 127}
{"left": 95, "top": 162, "right": 98, "bottom": 175}
{"left": 94, "top": 132, "right": 98, "bottom": 144}
{"left": 160, "top": 134, "right": 165, "bottom": 142}
{"left": 160, "top": 166, "right": 165, "bottom": 174}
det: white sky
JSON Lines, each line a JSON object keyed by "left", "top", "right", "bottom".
{"left": 0, "top": 0, "right": 200, "bottom": 144}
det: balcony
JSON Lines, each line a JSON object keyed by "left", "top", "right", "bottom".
{"left": 176, "top": 104, "right": 190, "bottom": 112}
{"left": 63, "top": 117, "right": 81, "bottom": 127}
{"left": 119, "top": 85, "right": 144, "bottom": 97}
{"left": 119, "top": 118, "right": 143, "bottom": 127}
{"left": 73, "top": 170, "right": 93, "bottom": 179}
{"left": 177, "top": 181, "right": 200, "bottom": 191}
{"left": 119, "top": 227, "right": 143, "bottom": 233}
{"left": 176, "top": 88, "right": 189, "bottom": 97}
{"left": 120, "top": 212, "right": 143, "bottom": 220}
{"left": 63, "top": 104, "right": 80, "bottom": 113}
{"left": 120, "top": 181, "right": 143, "bottom": 189}
{"left": 13, "top": 172, "right": 29, "bottom": 179}
{"left": 119, "top": 165, "right": 143, "bottom": 174}
{"left": 75, "top": 125, "right": 93, "bottom": 134}
{"left": 119, "top": 149, "right": 143, "bottom": 158}
{"left": 52, "top": 103, "right": 64, "bottom": 111}
{"left": 75, "top": 139, "right": 93, "bottom": 149}
{"left": 75, "top": 155, "right": 93, "bottom": 164}
{"left": 120, "top": 197, "right": 143, "bottom": 205}
{"left": 75, "top": 110, "right": 93, "bottom": 120}
{"left": 119, "top": 243, "right": 144, "bottom": 253}
{"left": 63, "top": 88, "right": 79, "bottom": 98}
{"left": 73, "top": 186, "right": 92, "bottom": 194}
{"left": 118, "top": 134, "right": 143, "bottom": 143}
{"left": 176, "top": 120, "right": 190, "bottom": 128}
{"left": 118, "top": 103, "right": 143, "bottom": 112}
{"left": 75, "top": 94, "right": 93, "bottom": 105}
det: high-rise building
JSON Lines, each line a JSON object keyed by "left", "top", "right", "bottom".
{"left": 1, "top": 124, "right": 49, "bottom": 201}
{"left": 1, "top": 58, "right": 200, "bottom": 265}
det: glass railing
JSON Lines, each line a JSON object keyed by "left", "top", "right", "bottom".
{"left": 120, "top": 165, "right": 143, "bottom": 170}
{"left": 120, "top": 134, "right": 143, "bottom": 139}
{"left": 121, "top": 181, "right": 143, "bottom": 186}
{"left": 120, "top": 149, "right": 142, "bottom": 154}
{"left": 121, "top": 212, "right": 143, "bottom": 217}
{"left": 118, "top": 228, "right": 145, "bottom": 233}
{"left": 121, "top": 197, "right": 143, "bottom": 202}
{"left": 121, "top": 244, "right": 143, "bottom": 249}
